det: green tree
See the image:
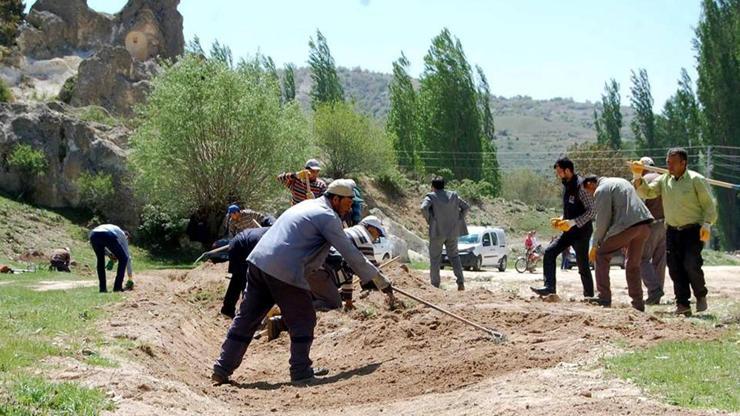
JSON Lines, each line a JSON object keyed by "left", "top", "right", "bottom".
{"left": 0, "top": 77, "right": 12, "bottom": 102}
{"left": 7, "top": 143, "right": 47, "bottom": 198}
{"left": 656, "top": 68, "right": 702, "bottom": 159}
{"left": 594, "top": 79, "right": 623, "bottom": 149}
{"left": 630, "top": 68, "right": 658, "bottom": 153}
{"left": 418, "top": 28, "right": 482, "bottom": 180}
{"left": 283, "top": 63, "right": 296, "bottom": 102}
{"left": 387, "top": 52, "right": 419, "bottom": 173}
{"left": 476, "top": 65, "right": 501, "bottom": 196}
{"left": 130, "top": 54, "right": 310, "bottom": 241}
{"left": 313, "top": 101, "right": 395, "bottom": 178}
{"left": 694, "top": 0, "right": 740, "bottom": 249}
{"left": 209, "top": 40, "right": 233, "bottom": 69}
{"left": 567, "top": 142, "right": 629, "bottom": 179}
{"left": 308, "top": 29, "right": 344, "bottom": 109}
{"left": 0, "top": 0, "right": 24, "bottom": 47}
{"left": 77, "top": 171, "right": 114, "bottom": 217}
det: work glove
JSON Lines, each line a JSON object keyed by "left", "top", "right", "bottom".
{"left": 550, "top": 217, "right": 563, "bottom": 229}
{"left": 589, "top": 246, "right": 597, "bottom": 263}
{"left": 125, "top": 278, "right": 135, "bottom": 291}
{"left": 296, "top": 169, "right": 311, "bottom": 180}
{"left": 556, "top": 219, "right": 576, "bottom": 232}
{"left": 700, "top": 223, "right": 711, "bottom": 242}
{"left": 630, "top": 160, "right": 645, "bottom": 180}
{"left": 362, "top": 273, "right": 393, "bottom": 295}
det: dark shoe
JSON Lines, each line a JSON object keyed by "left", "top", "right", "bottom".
{"left": 457, "top": 283, "right": 465, "bottom": 291}
{"left": 645, "top": 291, "right": 663, "bottom": 305}
{"left": 632, "top": 303, "right": 645, "bottom": 312}
{"left": 266, "top": 316, "right": 285, "bottom": 341}
{"left": 675, "top": 304, "right": 692, "bottom": 316}
{"left": 583, "top": 291, "right": 595, "bottom": 298}
{"left": 211, "top": 372, "right": 229, "bottom": 385}
{"left": 291, "top": 367, "right": 329, "bottom": 384}
{"left": 695, "top": 297, "right": 707, "bottom": 312}
{"left": 530, "top": 286, "right": 555, "bottom": 297}
{"left": 220, "top": 306, "right": 235, "bottom": 319}
{"left": 586, "top": 298, "right": 611, "bottom": 307}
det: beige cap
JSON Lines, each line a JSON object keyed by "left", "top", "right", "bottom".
{"left": 640, "top": 156, "right": 655, "bottom": 166}
{"left": 360, "top": 215, "right": 387, "bottom": 237}
{"left": 326, "top": 179, "right": 355, "bottom": 197}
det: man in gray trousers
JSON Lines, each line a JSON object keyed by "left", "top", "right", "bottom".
{"left": 421, "top": 176, "right": 470, "bottom": 290}
{"left": 211, "top": 179, "right": 394, "bottom": 385}
{"left": 637, "top": 157, "right": 667, "bottom": 305}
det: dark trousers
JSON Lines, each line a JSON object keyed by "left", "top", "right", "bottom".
{"left": 666, "top": 225, "right": 707, "bottom": 307}
{"left": 542, "top": 231, "right": 593, "bottom": 296}
{"left": 595, "top": 224, "right": 650, "bottom": 310}
{"left": 89, "top": 231, "right": 128, "bottom": 292}
{"left": 222, "top": 260, "right": 248, "bottom": 317}
{"left": 213, "top": 264, "right": 317, "bottom": 381}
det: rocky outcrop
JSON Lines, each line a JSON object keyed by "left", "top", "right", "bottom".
{"left": 17, "top": 0, "right": 183, "bottom": 61}
{"left": 70, "top": 46, "right": 158, "bottom": 117}
{"left": 0, "top": 101, "right": 137, "bottom": 228}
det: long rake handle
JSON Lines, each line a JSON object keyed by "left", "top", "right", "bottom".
{"left": 392, "top": 286, "right": 504, "bottom": 339}
{"left": 626, "top": 162, "right": 739, "bottom": 190}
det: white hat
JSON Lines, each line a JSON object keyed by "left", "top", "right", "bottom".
{"left": 326, "top": 179, "right": 355, "bottom": 197}
{"left": 305, "top": 159, "right": 321, "bottom": 170}
{"left": 360, "top": 215, "right": 387, "bottom": 237}
{"left": 640, "top": 156, "right": 655, "bottom": 166}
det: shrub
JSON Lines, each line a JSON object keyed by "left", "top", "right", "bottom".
{"left": 77, "top": 172, "right": 114, "bottom": 216}
{"left": 0, "top": 78, "right": 12, "bottom": 103}
{"left": 375, "top": 169, "right": 410, "bottom": 197}
{"left": 136, "top": 204, "right": 189, "bottom": 251}
{"left": 451, "top": 179, "right": 495, "bottom": 204}
{"left": 8, "top": 144, "right": 47, "bottom": 177}
{"left": 58, "top": 75, "right": 76, "bottom": 104}
{"left": 77, "top": 106, "right": 118, "bottom": 126}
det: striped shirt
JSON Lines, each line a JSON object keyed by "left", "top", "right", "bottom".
{"left": 277, "top": 172, "right": 327, "bottom": 205}
{"left": 573, "top": 185, "right": 596, "bottom": 229}
{"left": 225, "top": 209, "right": 267, "bottom": 238}
{"left": 341, "top": 225, "right": 378, "bottom": 301}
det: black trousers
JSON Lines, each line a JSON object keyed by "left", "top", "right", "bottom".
{"left": 542, "top": 230, "right": 594, "bottom": 296}
{"left": 89, "top": 231, "right": 128, "bottom": 292}
{"left": 213, "top": 263, "right": 316, "bottom": 381}
{"left": 666, "top": 225, "right": 707, "bottom": 307}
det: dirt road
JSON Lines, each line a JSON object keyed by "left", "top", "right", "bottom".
{"left": 46, "top": 263, "right": 738, "bottom": 415}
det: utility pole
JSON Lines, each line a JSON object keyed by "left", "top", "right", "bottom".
{"left": 705, "top": 145, "right": 713, "bottom": 179}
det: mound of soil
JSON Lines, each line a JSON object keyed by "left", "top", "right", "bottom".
{"left": 74, "top": 262, "right": 721, "bottom": 415}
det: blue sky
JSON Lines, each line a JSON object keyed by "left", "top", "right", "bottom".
{"left": 54, "top": 1, "right": 701, "bottom": 108}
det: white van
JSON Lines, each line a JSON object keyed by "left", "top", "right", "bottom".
{"left": 442, "top": 226, "right": 509, "bottom": 271}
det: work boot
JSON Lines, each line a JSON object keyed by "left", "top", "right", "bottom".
{"left": 695, "top": 297, "right": 708, "bottom": 312}
{"left": 211, "top": 372, "right": 229, "bottom": 386}
{"left": 674, "top": 304, "right": 692, "bottom": 316}
{"left": 266, "top": 316, "right": 285, "bottom": 341}
{"left": 530, "top": 286, "right": 555, "bottom": 297}
{"left": 291, "top": 367, "right": 329, "bottom": 384}
{"left": 457, "top": 282, "right": 465, "bottom": 291}
{"left": 586, "top": 298, "right": 611, "bottom": 308}
{"left": 645, "top": 290, "right": 664, "bottom": 305}
{"left": 220, "top": 306, "right": 235, "bottom": 319}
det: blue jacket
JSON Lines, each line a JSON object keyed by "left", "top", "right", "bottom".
{"left": 248, "top": 196, "right": 379, "bottom": 291}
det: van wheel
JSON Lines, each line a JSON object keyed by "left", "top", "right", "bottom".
{"left": 472, "top": 256, "right": 482, "bottom": 271}
{"left": 382, "top": 253, "right": 390, "bottom": 261}
{"left": 498, "top": 256, "right": 507, "bottom": 272}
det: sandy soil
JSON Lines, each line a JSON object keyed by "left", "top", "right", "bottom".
{"left": 45, "top": 262, "right": 738, "bottom": 415}
{"left": 32, "top": 280, "right": 97, "bottom": 291}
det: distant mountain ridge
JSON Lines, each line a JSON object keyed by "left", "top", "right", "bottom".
{"left": 293, "top": 65, "right": 635, "bottom": 160}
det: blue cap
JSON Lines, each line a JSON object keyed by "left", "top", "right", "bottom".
{"left": 227, "top": 204, "right": 240, "bottom": 214}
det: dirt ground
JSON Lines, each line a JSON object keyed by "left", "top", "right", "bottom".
{"left": 45, "top": 262, "right": 739, "bottom": 416}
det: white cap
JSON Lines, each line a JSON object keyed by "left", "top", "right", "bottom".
{"left": 360, "top": 215, "right": 387, "bottom": 237}
{"left": 640, "top": 156, "right": 655, "bottom": 166}
{"left": 326, "top": 179, "right": 355, "bottom": 197}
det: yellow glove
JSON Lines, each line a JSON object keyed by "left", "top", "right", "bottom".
{"left": 700, "top": 223, "right": 711, "bottom": 242}
{"left": 550, "top": 217, "right": 562, "bottom": 229}
{"left": 296, "top": 169, "right": 310, "bottom": 180}
{"left": 588, "top": 247, "right": 597, "bottom": 262}
{"left": 556, "top": 219, "right": 576, "bottom": 232}
{"left": 630, "top": 160, "right": 645, "bottom": 179}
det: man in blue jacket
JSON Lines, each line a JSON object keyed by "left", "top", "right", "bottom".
{"left": 211, "top": 179, "right": 393, "bottom": 385}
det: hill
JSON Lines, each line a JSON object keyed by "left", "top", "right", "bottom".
{"left": 293, "top": 66, "right": 636, "bottom": 163}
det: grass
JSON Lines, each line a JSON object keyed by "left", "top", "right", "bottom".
{"left": 0, "top": 270, "right": 119, "bottom": 414}
{"left": 605, "top": 333, "right": 740, "bottom": 412}
{"left": 703, "top": 249, "right": 740, "bottom": 266}
{"left": 0, "top": 375, "right": 114, "bottom": 415}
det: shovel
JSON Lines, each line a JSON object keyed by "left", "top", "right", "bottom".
{"left": 193, "top": 244, "right": 230, "bottom": 265}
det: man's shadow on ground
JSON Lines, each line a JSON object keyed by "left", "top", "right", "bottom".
{"left": 234, "top": 362, "right": 382, "bottom": 390}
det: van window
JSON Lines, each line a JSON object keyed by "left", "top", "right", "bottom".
{"left": 490, "top": 232, "right": 498, "bottom": 246}
{"left": 482, "top": 233, "right": 491, "bottom": 247}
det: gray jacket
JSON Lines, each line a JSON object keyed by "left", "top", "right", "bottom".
{"left": 247, "top": 196, "right": 379, "bottom": 291}
{"left": 593, "top": 177, "right": 654, "bottom": 246}
{"left": 420, "top": 189, "right": 470, "bottom": 239}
